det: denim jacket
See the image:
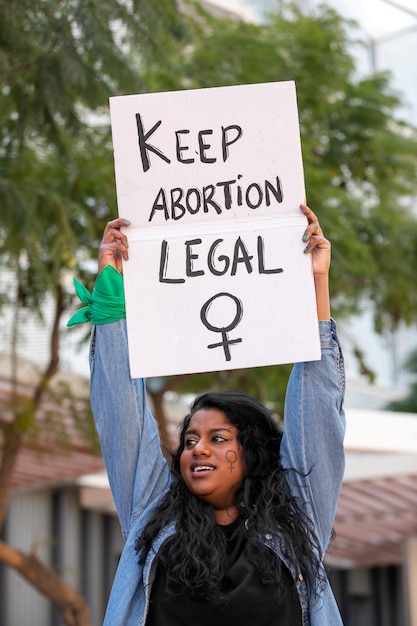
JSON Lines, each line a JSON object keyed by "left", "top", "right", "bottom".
{"left": 90, "top": 318, "right": 346, "bottom": 626}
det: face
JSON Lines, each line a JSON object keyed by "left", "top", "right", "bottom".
{"left": 180, "top": 408, "right": 246, "bottom": 523}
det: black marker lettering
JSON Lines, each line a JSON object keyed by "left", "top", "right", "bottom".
{"left": 203, "top": 185, "right": 222, "bottom": 214}
{"left": 159, "top": 240, "right": 185, "bottom": 284}
{"left": 207, "top": 239, "right": 229, "bottom": 276}
{"left": 216, "top": 179, "right": 236, "bottom": 210}
{"left": 237, "top": 174, "right": 243, "bottom": 206}
{"left": 136, "top": 114, "right": 171, "bottom": 173}
{"left": 257, "top": 236, "right": 283, "bottom": 274}
{"left": 170, "top": 188, "right": 186, "bottom": 220}
{"left": 200, "top": 292, "right": 243, "bottom": 361}
{"left": 265, "top": 176, "right": 283, "bottom": 205}
{"left": 198, "top": 129, "right": 216, "bottom": 163}
{"left": 231, "top": 237, "right": 253, "bottom": 275}
{"left": 185, "top": 239, "right": 204, "bottom": 277}
{"left": 185, "top": 188, "right": 201, "bottom": 214}
{"left": 148, "top": 174, "right": 284, "bottom": 222}
{"left": 149, "top": 188, "right": 169, "bottom": 222}
{"left": 246, "top": 183, "right": 263, "bottom": 209}
{"left": 175, "top": 130, "right": 194, "bottom": 164}
{"left": 222, "top": 125, "right": 243, "bottom": 161}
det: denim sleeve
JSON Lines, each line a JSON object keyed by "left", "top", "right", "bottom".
{"left": 281, "top": 319, "right": 346, "bottom": 554}
{"left": 89, "top": 318, "right": 171, "bottom": 538}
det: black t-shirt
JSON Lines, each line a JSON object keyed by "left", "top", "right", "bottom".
{"left": 145, "top": 519, "right": 302, "bottom": 626}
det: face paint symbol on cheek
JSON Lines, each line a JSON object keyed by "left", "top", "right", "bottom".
{"left": 226, "top": 450, "right": 238, "bottom": 472}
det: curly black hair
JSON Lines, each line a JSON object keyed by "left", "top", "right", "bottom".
{"left": 136, "top": 390, "right": 326, "bottom": 604}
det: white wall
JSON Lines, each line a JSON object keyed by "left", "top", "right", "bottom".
{"left": 6, "top": 491, "right": 53, "bottom": 626}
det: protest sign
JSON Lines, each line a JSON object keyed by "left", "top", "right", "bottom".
{"left": 109, "top": 81, "right": 320, "bottom": 378}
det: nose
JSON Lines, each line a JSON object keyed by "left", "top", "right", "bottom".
{"left": 192, "top": 438, "right": 211, "bottom": 456}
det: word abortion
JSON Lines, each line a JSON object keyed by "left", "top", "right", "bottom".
{"left": 148, "top": 174, "right": 284, "bottom": 222}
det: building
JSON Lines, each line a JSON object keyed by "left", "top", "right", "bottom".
{"left": 2, "top": 395, "right": 417, "bottom": 626}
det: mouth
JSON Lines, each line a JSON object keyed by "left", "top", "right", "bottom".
{"left": 191, "top": 464, "right": 215, "bottom": 474}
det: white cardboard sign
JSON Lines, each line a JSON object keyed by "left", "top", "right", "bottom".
{"left": 109, "top": 81, "right": 320, "bottom": 378}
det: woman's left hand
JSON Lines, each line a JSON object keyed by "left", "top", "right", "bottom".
{"left": 300, "top": 204, "right": 331, "bottom": 320}
{"left": 300, "top": 204, "right": 331, "bottom": 279}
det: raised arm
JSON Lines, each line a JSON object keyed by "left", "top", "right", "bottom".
{"left": 280, "top": 206, "right": 345, "bottom": 553}
{"left": 88, "top": 219, "right": 171, "bottom": 538}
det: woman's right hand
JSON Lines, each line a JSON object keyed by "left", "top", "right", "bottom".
{"left": 98, "top": 218, "right": 130, "bottom": 273}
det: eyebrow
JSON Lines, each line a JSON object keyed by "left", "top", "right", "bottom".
{"left": 184, "top": 426, "right": 233, "bottom": 436}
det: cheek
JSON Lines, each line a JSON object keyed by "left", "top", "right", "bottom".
{"left": 237, "top": 446, "right": 246, "bottom": 477}
{"left": 224, "top": 446, "right": 246, "bottom": 478}
{"left": 179, "top": 452, "right": 187, "bottom": 477}
{"left": 225, "top": 449, "right": 238, "bottom": 469}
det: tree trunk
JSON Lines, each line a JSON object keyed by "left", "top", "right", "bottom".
{"left": 0, "top": 289, "right": 93, "bottom": 625}
{"left": 0, "top": 540, "right": 92, "bottom": 626}
{"left": 149, "top": 390, "right": 173, "bottom": 454}
{"left": 0, "top": 426, "right": 22, "bottom": 531}
{"left": 147, "top": 373, "right": 195, "bottom": 453}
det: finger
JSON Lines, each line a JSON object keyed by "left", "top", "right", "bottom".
{"left": 303, "top": 221, "right": 323, "bottom": 240}
{"left": 98, "top": 241, "right": 129, "bottom": 274}
{"left": 102, "top": 221, "right": 131, "bottom": 252}
{"left": 303, "top": 234, "right": 331, "bottom": 254}
{"left": 300, "top": 204, "right": 323, "bottom": 240}
{"left": 300, "top": 204, "right": 318, "bottom": 223}
{"left": 100, "top": 239, "right": 129, "bottom": 259}
{"left": 103, "top": 227, "right": 128, "bottom": 245}
{"left": 102, "top": 218, "right": 131, "bottom": 240}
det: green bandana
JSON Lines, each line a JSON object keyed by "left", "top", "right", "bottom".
{"left": 67, "top": 265, "right": 126, "bottom": 327}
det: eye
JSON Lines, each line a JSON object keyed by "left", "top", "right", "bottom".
{"left": 212, "top": 434, "right": 228, "bottom": 443}
{"left": 185, "top": 437, "right": 198, "bottom": 447}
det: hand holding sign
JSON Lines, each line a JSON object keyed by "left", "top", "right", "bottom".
{"left": 98, "top": 218, "right": 130, "bottom": 274}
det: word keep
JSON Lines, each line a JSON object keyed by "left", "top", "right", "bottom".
{"left": 136, "top": 114, "right": 243, "bottom": 172}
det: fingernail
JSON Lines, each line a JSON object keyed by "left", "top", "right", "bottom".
{"left": 302, "top": 234, "right": 308, "bottom": 241}
{"left": 123, "top": 219, "right": 131, "bottom": 223}
{"left": 126, "top": 239, "right": 129, "bottom": 247}
{"left": 303, "top": 246, "right": 309, "bottom": 253}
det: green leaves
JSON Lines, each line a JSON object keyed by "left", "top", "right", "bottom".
{"left": 0, "top": 0, "right": 184, "bottom": 308}
{"left": 141, "top": 1, "right": 417, "bottom": 411}
{"left": 162, "top": 3, "right": 417, "bottom": 333}
{"left": 0, "top": 0, "right": 184, "bottom": 450}
{"left": 1, "top": 0, "right": 417, "bottom": 413}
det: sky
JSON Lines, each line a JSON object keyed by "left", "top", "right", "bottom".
{"left": 325, "top": 0, "right": 417, "bottom": 123}
{"left": 233, "top": 0, "right": 417, "bottom": 122}
{"left": 334, "top": 0, "right": 417, "bottom": 38}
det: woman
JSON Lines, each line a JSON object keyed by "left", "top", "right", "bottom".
{"left": 68, "top": 204, "right": 345, "bottom": 625}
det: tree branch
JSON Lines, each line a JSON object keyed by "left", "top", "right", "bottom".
{"left": 33, "top": 286, "right": 65, "bottom": 406}
{"left": 0, "top": 22, "right": 71, "bottom": 76}
{"left": 0, "top": 426, "right": 22, "bottom": 530}
{"left": 0, "top": 540, "right": 92, "bottom": 626}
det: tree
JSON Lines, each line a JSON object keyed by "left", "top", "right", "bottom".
{"left": 386, "top": 349, "right": 417, "bottom": 413}
{"left": 1, "top": 1, "right": 417, "bottom": 621}
{"left": 141, "top": 2, "right": 417, "bottom": 406}
{"left": 0, "top": 1, "right": 183, "bottom": 624}
{"left": 145, "top": 3, "right": 417, "bottom": 327}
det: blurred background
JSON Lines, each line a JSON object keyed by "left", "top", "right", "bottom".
{"left": 1, "top": 1, "right": 417, "bottom": 624}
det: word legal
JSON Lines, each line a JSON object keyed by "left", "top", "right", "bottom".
{"left": 159, "top": 236, "right": 284, "bottom": 283}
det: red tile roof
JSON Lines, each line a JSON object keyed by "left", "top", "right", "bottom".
{"left": 0, "top": 381, "right": 104, "bottom": 491}
{"left": 329, "top": 474, "right": 417, "bottom": 568}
